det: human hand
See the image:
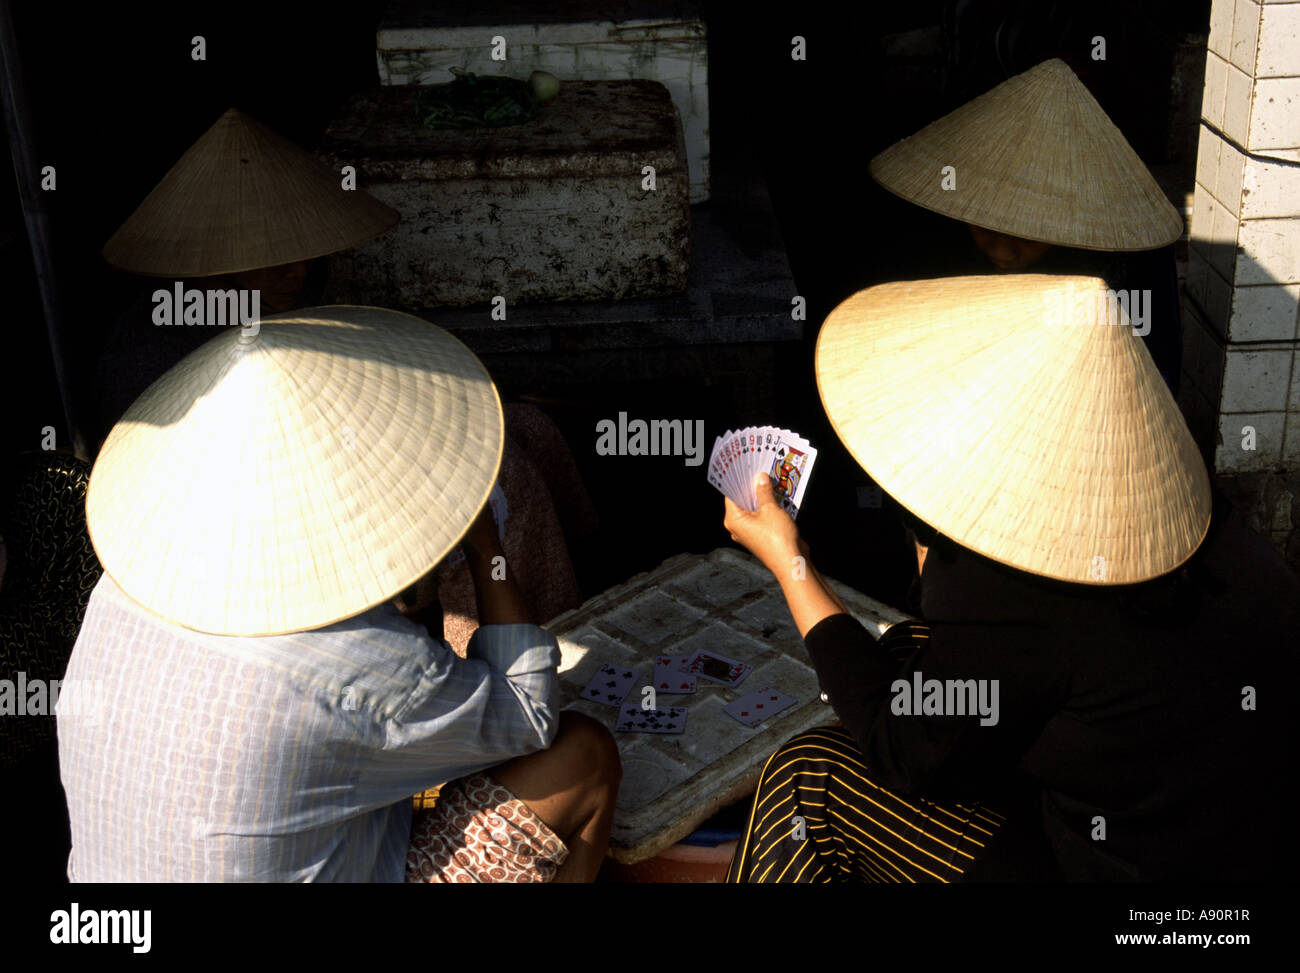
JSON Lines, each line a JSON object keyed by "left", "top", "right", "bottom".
{"left": 723, "top": 473, "right": 804, "bottom": 576}
{"left": 395, "top": 568, "right": 440, "bottom": 621}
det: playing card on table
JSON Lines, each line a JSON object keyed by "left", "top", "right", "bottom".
{"left": 581, "top": 663, "right": 641, "bottom": 708}
{"left": 615, "top": 705, "right": 687, "bottom": 734}
{"left": 723, "top": 686, "right": 798, "bottom": 728}
{"left": 653, "top": 655, "right": 697, "bottom": 694}
{"left": 686, "top": 649, "right": 753, "bottom": 687}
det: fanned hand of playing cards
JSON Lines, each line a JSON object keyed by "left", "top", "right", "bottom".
{"left": 708, "top": 426, "right": 817, "bottom": 517}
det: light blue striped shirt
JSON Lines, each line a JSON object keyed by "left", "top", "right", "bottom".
{"left": 57, "top": 574, "right": 561, "bottom": 882}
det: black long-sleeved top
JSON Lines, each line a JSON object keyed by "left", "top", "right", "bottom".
{"left": 803, "top": 492, "right": 1298, "bottom": 881}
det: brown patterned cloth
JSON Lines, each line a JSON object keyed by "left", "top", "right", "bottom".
{"left": 405, "top": 774, "right": 568, "bottom": 883}
{"left": 437, "top": 403, "right": 595, "bottom": 655}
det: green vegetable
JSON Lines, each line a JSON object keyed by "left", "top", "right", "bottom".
{"left": 414, "top": 67, "right": 557, "bottom": 130}
{"left": 529, "top": 70, "right": 560, "bottom": 103}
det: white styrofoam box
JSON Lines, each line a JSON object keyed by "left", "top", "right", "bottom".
{"left": 375, "top": 2, "right": 711, "bottom": 203}
{"left": 1202, "top": 50, "right": 1229, "bottom": 129}
{"left": 1257, "top": 1, "right": 1300, "bottom": 77}
{"left": 1217, "top": 135, "right": 1247, "bottom": 216}
{"left": 1216, "top": 410, "right": 1285, "bottom": 470}
{"left": 1221, "top": 346, "right": 1294, "bottom": 411}
{"left": 1229, "top": 283, "right": 1300, "bottom": 340}
{"left": 1248, "top": 76, "right": 1300, "bottom": 152}
{"left": 319, "top": 81, "right": 690, "bottom": 308}
{"left": 1230, "top": 0, "right": 1262, "bottom": 75}
{"left": 1223, "top": 61, "right": 1255, "bottom": 145}
{"left": 1210, "top": 0, "right": 1236, "bottom": 60}
{"left": 1237, "top": 218, "right": 1300, "bottom": 284}
{"left": 1181, "top": 294, "right": 1228, "bottom": 395}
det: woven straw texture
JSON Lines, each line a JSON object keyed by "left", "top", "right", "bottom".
{"left": 869, "top": 59, "right": 1183, "bottom": 252}
{"left": 103, "top": 108, "right": 399, "bottom": 277}
{"left": 816, "top": 275, "right": 1210, "bottom": 584}
{"left": 86, "top": 306, "right": 503, "bottom": 635}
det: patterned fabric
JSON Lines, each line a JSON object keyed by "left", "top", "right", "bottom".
{"left": 405, "top": 773, "right": 567, "bottom": 883}
{"left": 438, "top": 403, "right": 592, "bottom": 655}
{"left": 0, "top": 453, "right": 102, "bottom": 767}
{"left": 58, "top": 573, "right": 561, "bottom": 882}
{"left": 727, "top": 725, "right": 1006, "bottom": 883}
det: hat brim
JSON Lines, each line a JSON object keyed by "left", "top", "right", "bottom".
{"left": 815, "top": 275, "right": 1211, "bottom": 585}
{"left": 87, "top": 306, "right": 503, "bottom": 635}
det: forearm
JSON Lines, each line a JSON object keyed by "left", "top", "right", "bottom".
{"left": 775, "top": 555, "right": 851, "bottom": 637}
{"left": 466, "top": 540, "right": 534, "bottom": 626}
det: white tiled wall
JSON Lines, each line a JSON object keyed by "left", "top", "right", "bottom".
{"left": 1217, "top": 411, "right": 1285, "bottom": 470}
{"left": 1257, "top": 2, "right": 1300, "bottom": 77}
{"left": 1189, "top": 0, "right": 1300, "bottom": 474}
{"left": 1221, "top": 347, "right": 1294, "bottom": 411}
{"left": 1229, "top": 283, "right": 1300, "bottom": 341}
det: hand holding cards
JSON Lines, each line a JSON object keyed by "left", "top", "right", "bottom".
{"left": 708, "top": 426, "right": 817, "bottom": 518}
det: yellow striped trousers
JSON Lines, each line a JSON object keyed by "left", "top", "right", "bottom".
{"left": 727, "top": 725, "right": 1007, "bottom": 883}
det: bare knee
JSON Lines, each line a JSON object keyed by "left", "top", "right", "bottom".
{"left": 551, "top": 711, "right": 621, "bottom": 790}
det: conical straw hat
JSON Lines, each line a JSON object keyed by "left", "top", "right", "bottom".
{"left": 816, "top": 275, "right": 1210, "bottom": 585}
{"left": 869, "top": 59, "right": 1183, "bottom": 252}
{"left": 103, "top": 108, "right": 399, "bottom": 277}
{"left": 86, "top": 306, "right": 503, "bottom": 636}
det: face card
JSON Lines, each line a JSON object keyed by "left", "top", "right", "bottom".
{"left": 770, "top": 442, "right": 818, "bottom": 518}
{"left": 615, "top": 705, "right": 687, "bottom": 734}
{"left": 686, "top": 649, "right": 753, "bottom": 687}
{"left": 581, "top": 663, "right": 641, "bottom": 708}
{"left": 723, "top": 686, "right": 798, "bottom": 727}
{"left": 653, "top": 655, "right": 698, "bottom": 694}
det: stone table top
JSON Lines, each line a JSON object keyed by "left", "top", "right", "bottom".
{"left": 548, "top": 546, "right": 909, "bottom": 864}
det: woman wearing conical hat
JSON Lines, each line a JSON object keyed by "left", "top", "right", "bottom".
{"left": 93, "top": 107, "right": 592, "bottom": 642}
{"left": 721, "top": 275, "right": 1296, "bottom": 882}
{"left": 93, "top": 107, "right": 398, "bottom": 443}
{"left": 870, "top": 58, "right": 1186, "bottom": 392}
{"left": 60, "top": 307, "right": 620, "bottom": 882}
